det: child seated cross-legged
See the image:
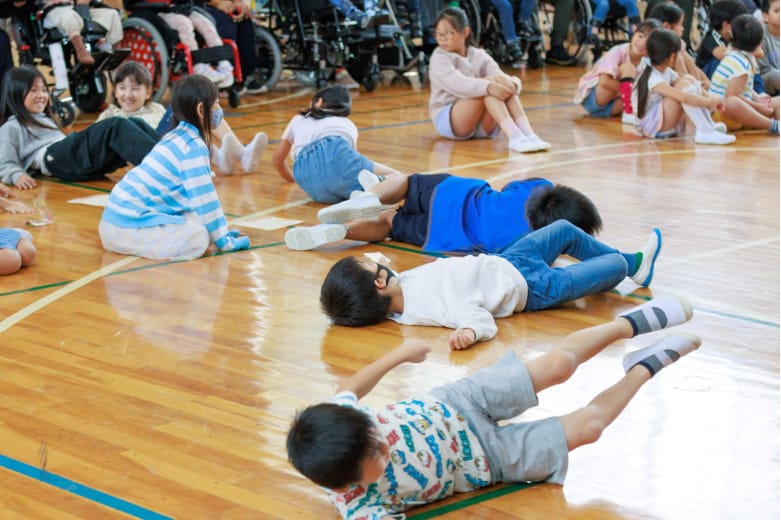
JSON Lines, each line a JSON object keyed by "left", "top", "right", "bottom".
{"left": 287, "top": 295, "right": 701, "bottom": 519}
{"left": 285, "top": 175, "right": 601, "bottom": 253}
{"left": 99, "top": 74, "right": 250, "bottom": 261}
{"left": 320, "top": 219, "right": 662, "bottom": 350}
{"left": 708, "top": 14, "right": 781, "bottom": 133}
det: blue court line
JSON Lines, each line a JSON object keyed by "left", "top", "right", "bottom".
{"left": 0, "top": 453, "right": 172, "bottom": 519}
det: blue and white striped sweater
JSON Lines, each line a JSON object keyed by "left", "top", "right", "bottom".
{"left": 102, "top": 121, "right": 239, "bottom": 251}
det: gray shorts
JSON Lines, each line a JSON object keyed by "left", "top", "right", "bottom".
{"left": 429, "top": 350, "right": 569, "bottom": 485}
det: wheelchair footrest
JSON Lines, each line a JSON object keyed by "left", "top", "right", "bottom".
{"left": 191, "top": 45, "right": 233, "bottom": 65}
{"left": 359, "top": 24, "right": 402, "bottom": 40}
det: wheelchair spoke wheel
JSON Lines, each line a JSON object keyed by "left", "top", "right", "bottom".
{"left": 121, "top": 17, "right": 170, "bottom": 102}
{"left": 253, "top": 24, "right": 283, "bottom": 92}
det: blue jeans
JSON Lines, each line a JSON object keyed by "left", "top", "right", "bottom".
{"left": 498, "top": 220, "right": 632, "bottom": 311}
{"left": 591, "top": 0, "right": 640, "bottom": 24}
{"left": 489, "top": 0, "right": 536, "bottom": 42}
{"left": 329, "top": 0, "right": 378, "bottom": 20}
{"left": 293, "top": 136, "right": 373, "bottom": 203}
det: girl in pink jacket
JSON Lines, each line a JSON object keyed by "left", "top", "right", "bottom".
{"left": 428, "top": 7, "right": 549, "bottom": 153}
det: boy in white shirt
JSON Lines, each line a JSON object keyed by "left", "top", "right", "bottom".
{"left": 320, "top": 220, "right": 661, "bottom": 350}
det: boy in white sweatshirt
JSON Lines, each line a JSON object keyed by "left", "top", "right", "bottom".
{"left": 320, "top": 220, "right": 661, "bottom": 350}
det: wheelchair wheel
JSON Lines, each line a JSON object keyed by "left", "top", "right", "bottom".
{"left": 121, "top": 17, "right": 170, "bottom": 103}
{"left": 480, "top": 10, "right": 511, "bottom": 64}
{"left": 53, "top": 99, "right": 76, "bottom": 127}
{"left": 70, "top": 71, "right": 108, "bottom": 113}
{"left": 253, "top": 24, "right": 283, "bottom": 92}
{"left": 453, "top": 0, "right": 482, "bottom": 42}
{"left": 539, "top": 0, "right": 591, "bottom": 62}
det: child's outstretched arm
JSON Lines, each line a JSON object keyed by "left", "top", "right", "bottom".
{"left": 271, "top": 139, "right": 294, "bottom": 183}
{"left": 337, "top": 341, "right": 431, "bottom": 400}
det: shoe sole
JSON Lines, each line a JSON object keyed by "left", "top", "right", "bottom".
{"left": 694, "top": 135, "right": 736, "bottom": 145}
{"left": 634, "top": 228, "right": 662, "bottom": 286}
{"left": 317, "top": 200, "right": 382, "bottom": 224}
{"left": 285, "top": 226, "right": 345, "bottom": 251}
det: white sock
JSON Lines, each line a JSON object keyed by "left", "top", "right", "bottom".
{"left": 499, "top": 118, "right": 525, "bottom": 140}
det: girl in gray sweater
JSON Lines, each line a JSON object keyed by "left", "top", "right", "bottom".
{"left": 0, "top": 66, "right": 158, "bottom": 189}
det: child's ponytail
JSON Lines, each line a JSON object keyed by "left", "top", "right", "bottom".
{"left": 636, "top": 29, "right": 682, "bottom": 119}
{"left": 635, "top": 63, "right": 653, "bottom": 119}
{"left": 301, "top": 85, "right": 352, "bottom": 120}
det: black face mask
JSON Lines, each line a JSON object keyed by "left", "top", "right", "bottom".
{"left": 375, "top": 264, "right": 396, "bottom": 284}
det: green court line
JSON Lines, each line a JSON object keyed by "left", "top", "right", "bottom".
{"left": 4, "top": 238, "right": 775, "bottom": 328}
{"left": 408, "top": 482, "right": 538, "bottom": 519}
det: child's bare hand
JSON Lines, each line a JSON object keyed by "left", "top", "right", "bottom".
{"left": 449, "top": 328, "right": 476, "bottom": 350}
{"left": 15, "top": 174, "right": 36, "bottom": 190}
{"left": 487, "top": 82, "right": 514, "bottom": 101}
{"left": 1, "top": 199, "right": 34, "bottom": 214}
{"left": 398, "top": 341, "right": 431, "bottom": 363}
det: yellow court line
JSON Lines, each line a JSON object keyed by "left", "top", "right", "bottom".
{"left": 0, "top": 256, "right": 138, "bottom": 334}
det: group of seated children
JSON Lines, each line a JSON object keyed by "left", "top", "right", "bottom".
{"left": 575, "top": 0, "right": 779, "bottom": 138}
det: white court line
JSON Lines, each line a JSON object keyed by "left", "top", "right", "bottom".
{"left": 232, "top": 88, "right": 314, "bottom": 110}
{"left": 0, "top": 257, "right": 138, "bottom": 333}
{"left": 663, "top": 236, "right": 779, "bottom": 265}
{"left": 228, "top": 198, "right": 313, "bottom": 225}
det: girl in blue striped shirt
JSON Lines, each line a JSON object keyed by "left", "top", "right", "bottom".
{"left": 99, "top": 74, "right": 250, "bottom": 261}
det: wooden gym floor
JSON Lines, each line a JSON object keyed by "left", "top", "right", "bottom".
{"left": 0, "top": 65, "right": 778, "bottom": 520}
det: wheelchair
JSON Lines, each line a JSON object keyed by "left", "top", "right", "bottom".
{"left": 465, "top": 0, "right": 546, "bottom": 68}
{"left": 5, "top": 0, "right": 130, "bottom": 124}
{"left": 120, "top": 0, "right": 244, "bottom": 107}
{"left": 255, "top": 0, "right": 424, "bottom": 91}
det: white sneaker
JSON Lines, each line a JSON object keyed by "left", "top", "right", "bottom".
{"left": 285, "top": 224, "right": 347, "bottom": 251}
{"left": 621, "top": 112, "right": 637, "bottom": 125}
{"left": 694, "top": 130, "right": 736, "bottom": 145}
{"left": 357, "top": 169, "right": 381, "bottom": 190}
{"left": 317, "top": 193, "right": 382, "bottom": 224}
{"left": 630, "top": 228, "right": 662, "bottom": 287}
{"left": 622, "top": 332, "right": 701, "bottom": 376}
{"left": 508, "top": 136, "right": 536, "bottom": 153}
{"left": 712, "top": 122, "right": 727, "bottom": 133}
{"left": 529, "top": 135, "right": 551, "bottom": 151}
{"left": 213, "top": 133, "right": 242, "bottom": 174}
{"left": 508, "top": 135, "right": 547, "bottom": 153}
{"left": 241, "top": 132, "right": 268, "bottom": 173}
{"left": 194, "top": 63, "right": 226, "bottom": 84}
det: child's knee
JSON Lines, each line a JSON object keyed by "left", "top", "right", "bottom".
{"left": 0, "top": 249, "right": 22, "bottom": 275}
{"left": 17, "top": 239, "right": 36, "bottom": 267}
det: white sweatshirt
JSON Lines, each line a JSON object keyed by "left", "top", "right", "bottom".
{"left": 391, "top": 255, "right": 528, "bottom": 342}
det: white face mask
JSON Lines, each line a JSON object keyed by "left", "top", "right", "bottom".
{"left": 210, "top": 106, "right": 224, "bottom": 129}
